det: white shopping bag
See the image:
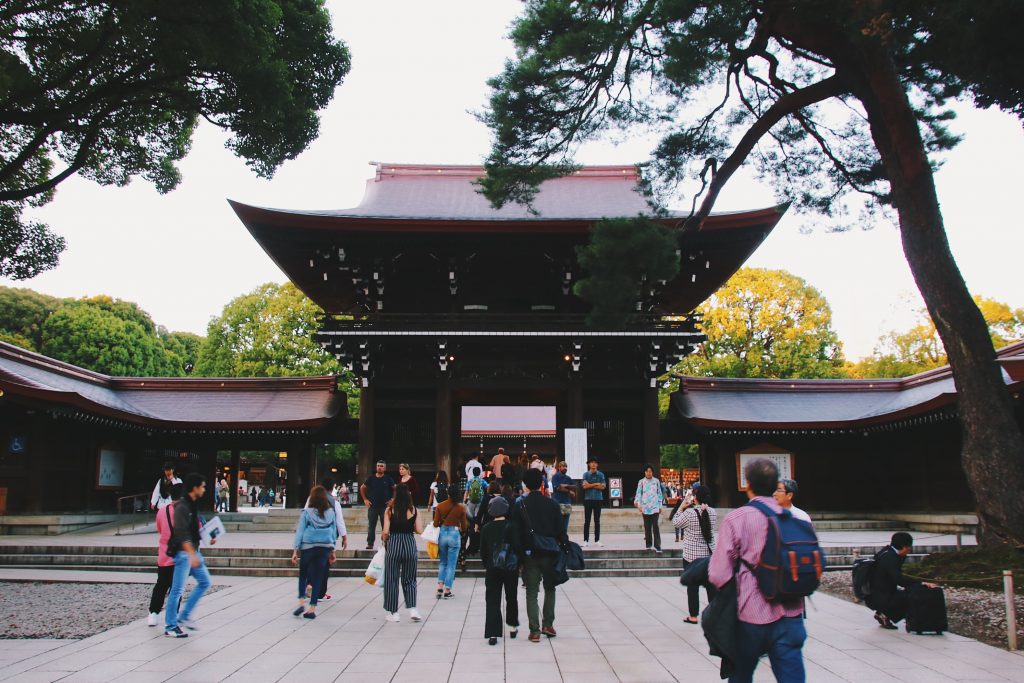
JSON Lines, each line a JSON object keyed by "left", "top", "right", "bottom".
{"left": 364, "top": 547, "right": 385, "bottom": 585}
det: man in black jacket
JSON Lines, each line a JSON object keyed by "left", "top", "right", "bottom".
{"left": 512, "top": 468, "right": 568, "bottom": 642}
{"left": 867, "top": 532, "right": 938, "bottom": 628}
{"left": 164, "top": 473, "right": 213, "bottom": 638}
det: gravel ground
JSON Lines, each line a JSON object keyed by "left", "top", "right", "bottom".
{"left": 0, "top": 582, "right": 225, "bottom": 639}
{"left": 818, "top": 571, "right": 1024, "bottom": 650}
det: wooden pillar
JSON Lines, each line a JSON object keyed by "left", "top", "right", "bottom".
{"left": 436, "top": 379, "right": 452, "bottom": 477}
{"left": 197, "top": 448, "right": 217, "bottom": 512}
{"left": 357, "top": 384, "right": 375, "bottom": 485}
{"left": 26, "top": 414, "right": 49, "bottom": 513}
{"left": 229, "top": 448, "right": 240, "bottom": 512}
{"left": 286, "top": 442, "right": 315, "bottom": 509}
{"left": 644, "top": 385, "right": 661, "bottom": 470}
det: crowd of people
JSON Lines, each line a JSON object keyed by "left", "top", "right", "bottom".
{"left": 145, "top": 454, "right": 939, "bottom": 682}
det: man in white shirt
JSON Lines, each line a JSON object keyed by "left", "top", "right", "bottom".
{"left": 465, "top": 455, "right": 482, "bottom": 481}
{"left": 150, "top": 462, "right": 182, "bottom": 510}
{"left": 774, "top": 478, "right": 812, "bottom": 523}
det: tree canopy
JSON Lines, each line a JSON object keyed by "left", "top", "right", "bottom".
{"left": 194, "top": 282, "right": 358, "bottom": 412}
{"left": 0, "top": 286, "right": 202, "bottom": 376}
{"left": 574, "top": 216, "right": 679, "bottom": 327}
{"left": 677, "top": 268, "right": 845, "bottom": 379}
{"left": 849, "top": 296, "right": 1024, "bottom": 378}
{"left": 39, "top": 296, "right": 177, "bottom": 376}
{"left": 481, "top": 0, "right": 1024, "bottom": 545}
{"left": 0, "top": 0, "right": 350, "bottom": 278}
{"left": 0, "top": 285, "right": 60, "bottom": 350}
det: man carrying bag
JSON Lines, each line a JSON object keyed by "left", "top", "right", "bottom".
{"left": 511, "top": 468, "right": 567, "bottom": 642}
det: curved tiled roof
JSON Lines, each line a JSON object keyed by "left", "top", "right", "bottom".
{"left": 671, "top": 340, "right": 1024, "bottom": 428}
{"left": 0, "top": 343, "right": 345, "bottom": 428}
{"left": 229, "top": 162, "right": 786, "bottom": 227}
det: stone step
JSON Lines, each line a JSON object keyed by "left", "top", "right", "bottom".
{"left": 0, "top": 563, "right": 692, "bottom": 579}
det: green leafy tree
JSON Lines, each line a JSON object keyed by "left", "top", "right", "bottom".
{"left": 195, "top": 283, "right": 357, "bottom": 408}
{"left": 677, "top": 268, "right": 845, "bottom": 379}
{"left": 575, "top": 216, "right": 680, "bottom": 327}
{"left": 850, "top": 296, "right": 1024, "bottom": 378}
{"left": 159, "top": 328, "right": 203, "bottom": 376}
{"left": 40, "top": 297, "right": 178, "bottom": 376}
{"left": 0, "top": 285, "right": 61, "bottom": 350}
{"left": 0, "top": 0, "right": 351, "bottom": 278}
{"left": 661, "top": 444, "right": 699, "bottom": 470}
{"left": 481, "top": 1, "right": 1024, "bottom": 545}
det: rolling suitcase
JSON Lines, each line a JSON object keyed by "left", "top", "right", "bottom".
{"left": 905, "top": 584, "right": 948, "bottom": 635}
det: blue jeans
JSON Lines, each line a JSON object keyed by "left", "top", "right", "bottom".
{"left": 298, "top": 546, "right": 331, "bottom": 607}
{"left": 437, "top": 526, "right": 461, "bottom": 589}
{"left": 731, "top": 616, "right": 806, "bottom": 683}
{"left": 165, "top": 550, "right": 211, "bottom": 630}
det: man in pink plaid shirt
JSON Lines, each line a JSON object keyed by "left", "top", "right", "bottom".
{"left": 709, "top": 459, "right": 806, "bottom": 683}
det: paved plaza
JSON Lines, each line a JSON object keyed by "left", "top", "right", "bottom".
{"left": 0, "top": 571, "right": 1020, "bottom": 683}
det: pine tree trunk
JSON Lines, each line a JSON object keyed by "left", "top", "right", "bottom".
{"left": 854, "top": 43, "right": 1024, "bottom": 546}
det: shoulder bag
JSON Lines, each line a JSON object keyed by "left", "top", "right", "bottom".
{"left": 490, "top": 525, "right": 520, "bottom": 572}
{"left": 518, "top": 499, "right": 560, "bottom": 556}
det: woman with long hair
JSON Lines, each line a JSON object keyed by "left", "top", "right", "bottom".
{"left": 381, "top": 484, "right": 423, "bottom": 622}
{"left": 432, "top": 485, "right": 468, "bottom": 599}
{"left": 397, "top": 463, "right": 420, "bottom": 504}
{"left": 679, "top": 485, "right": 717, "bottom": 623}
{"left": 290, "top": 485, "right": 337, "bottom": 619}
{"left": 428, "top": 470, "right": 449, "bottom": 510}
{"left": 148, "top": 482, "right": 183, "bottom": 626}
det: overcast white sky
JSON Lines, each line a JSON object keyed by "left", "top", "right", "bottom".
{"left": 4, "top": 1, "right": 1023, "bottom": 360}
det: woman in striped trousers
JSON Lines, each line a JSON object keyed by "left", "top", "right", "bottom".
{"left": 381, "top": 484, "right": 423, "bottom": 622}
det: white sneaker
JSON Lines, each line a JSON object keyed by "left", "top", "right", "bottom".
{"left": 385, "top": 611, "right": 400, "bottom": 622}
{"left": 596, "top": 542, "right": 604, "bottom": 547}
{"left": 582, "top": 541, "right": 589, "bottom": 547}
{"left": 147, "top": 612, "right": 158, "bottom": 627}
{"left": 408, "top": 608, "right": 422, "bottom": 622}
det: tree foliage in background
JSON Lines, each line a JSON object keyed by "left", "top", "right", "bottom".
{"left": 482, "top": 0, "right": 1024, "bottom": 545}
{"left": 0, "top": 285, "right": 60, "bottom": 350}
{"left": 678, "top": 268, "right": 845, "bottom": 379}
{"left": 0, "top": 286, "right": 202, "bottom": 376}
{"left": 39, "top": 296, "right": 177, "bottom": 375}
{"left": 159, "top": 328, "right": 203, "bottom": 376}
{"left": 849, "top": 296, "right": 1024, "bottom": 378}
{"left": 195, "top": 283, "right": 358, "bottom": 412}
{"left": 574, "top": 216, "right": 680, "bottom": 327}
{"left": 0, "top": 0, "right": 351, "bottom": 278}
{"left": 660, "top": 443, "right": 699, "bottom": 470}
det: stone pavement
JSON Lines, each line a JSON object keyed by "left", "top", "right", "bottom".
{"left": 0, "top": 574, "right": 1019, "bottom": 683}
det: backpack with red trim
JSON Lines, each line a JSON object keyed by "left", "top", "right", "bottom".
{"left": 746, "top": 499, "right": 825, "bottom": 600}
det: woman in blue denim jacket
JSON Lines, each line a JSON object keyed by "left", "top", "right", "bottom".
{"left": 290, "top": 486, "right": 338, "bottom": 619}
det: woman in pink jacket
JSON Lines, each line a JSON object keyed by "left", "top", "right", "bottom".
{"left": 148, "top": 482, "right": 182, "bottom": 626}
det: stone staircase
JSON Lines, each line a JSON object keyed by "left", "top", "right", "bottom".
{"left": 0, "top": 544, "right": 685, "bottom": 579}
{"left": 0, "top": 541, "right": 944, "bottom": 578}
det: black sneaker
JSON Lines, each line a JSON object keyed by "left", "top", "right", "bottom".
{"left": 164, "top": 626, "right": 188, "bottom": 638}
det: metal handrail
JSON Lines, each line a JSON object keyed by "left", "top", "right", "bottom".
{"left": 114, "top": 492, "right": 152, "bottom": 535}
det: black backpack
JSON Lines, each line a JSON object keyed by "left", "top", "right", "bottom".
{"left": 851, "top": 549, "right": 884, "bottom": 601}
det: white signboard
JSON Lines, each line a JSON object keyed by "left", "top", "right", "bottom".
{"left": 564, "top": 428, "right": 588, "bottom": 478}
{"left": 737, "top": 452, "right": 794, "bottom": 491}
{"left": 97, "top": 448, "right": 125, "bottom": 488}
